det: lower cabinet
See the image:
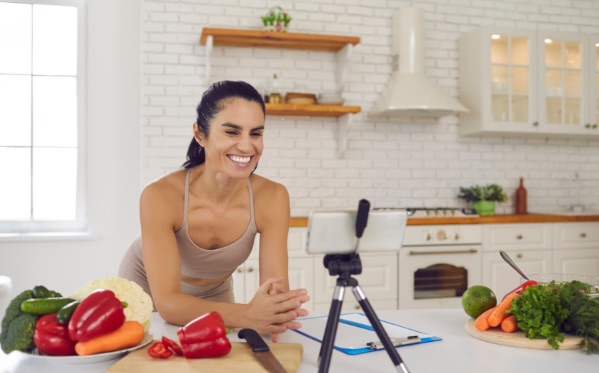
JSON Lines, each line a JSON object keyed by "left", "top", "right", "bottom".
{"left": 482, "top": 249, "right": 552, "bottom": 299}
{"left": 312, "top": 253, "right": 398, "bottom": 312}
{"left": 553, "top": 222, "right": 599, "bottom": 276}
{"left": 234, "top": 222, "right": 598, "bottom": 312}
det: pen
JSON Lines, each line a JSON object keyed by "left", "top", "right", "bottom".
{"left": 367, "top": 335, "right": 420, "bottom": 350}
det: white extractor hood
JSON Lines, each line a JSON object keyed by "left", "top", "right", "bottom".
{"left": 370, "top": 8, "right": 468, "bottom": 118}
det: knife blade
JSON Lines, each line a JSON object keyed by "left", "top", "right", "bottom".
{"left": 238, "top": 328, "right": 288, "bottom": 373}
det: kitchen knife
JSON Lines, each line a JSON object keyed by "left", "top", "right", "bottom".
{"left": 238, "top": 329, "right": 288, "bottom": 373}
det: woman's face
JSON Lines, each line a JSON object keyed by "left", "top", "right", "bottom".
{"left": 195, "top": 98, "right": 265, "bottom": 179}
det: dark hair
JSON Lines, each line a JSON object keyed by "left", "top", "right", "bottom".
{"left": 182, "top": 80, "right": 265, "bottom": 169}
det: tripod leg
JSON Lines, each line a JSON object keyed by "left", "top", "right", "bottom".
{"left": 318, "top": 285, "right": 345, "bottom": 373}
{"left": 352, "top": 286, "right": 411, "bottom": 373}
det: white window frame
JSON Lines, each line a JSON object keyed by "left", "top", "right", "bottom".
{"left": 0, "top": 0, "right": 87, "bottom": 236}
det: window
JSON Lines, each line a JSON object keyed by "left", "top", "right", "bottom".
{"left": 0, "top": 0, "right": 86, "bottom": 234}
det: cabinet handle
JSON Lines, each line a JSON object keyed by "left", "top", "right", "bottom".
{"left": 409, "top": 249, "right": 478, "bottom": 255}
{"left": 516, "top": 253, "right": 523, "bottom": 259}
{"left": 237, "top": 267, "right": 243, "bottom": 273}
{"left": 516, "top": 234, "right": 523, "bottom": 240}
{"left": 354, "top": 304, "right": 361, "bottom": 310}
{"left": 593, "top": 124, "right": 598, "bottom": 129}
{"left": 585, "top": 123, "right": 591, "bottom": 128}
{"left": 247, "top": 267, "right": 254, "bottom": 273}
{"left": 454, "top": 233, "right": 460, "bottom": 240}
{"left": 426, "top": 233, "right": 432, "bottom": 241}
{"left": 532, "top": 121, "right": 539, "bottom": 127}
{"left": 580, "top": 232, "right": 587, "bottom": 238}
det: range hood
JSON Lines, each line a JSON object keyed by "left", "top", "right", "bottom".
{"left": 370, "top": 8, "right": 468, "bottom": 118}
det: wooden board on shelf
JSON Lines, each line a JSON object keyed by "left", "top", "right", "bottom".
{"left": 200, "top": 27, "right": 360, "bottom": 52}
{"left": 265, "top": 103, "right": 361, "bottom": 117}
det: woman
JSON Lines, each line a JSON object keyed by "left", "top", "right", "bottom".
{"left": 119, "top": 80, "right": 310, "bottom": 337}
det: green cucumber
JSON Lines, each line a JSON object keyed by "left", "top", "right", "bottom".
{"left": 56, "top": 300, "right": 81, "bottom": 324}
{"left": 20, "top": 297, "right": 76, "bottom": 315}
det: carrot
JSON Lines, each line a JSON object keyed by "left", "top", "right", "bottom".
{"left": 488, "top": 292, "right": 519, "bottom": 327}
{"left": 75, "top": 321, "right": 144, "bottom": 356}
{"left": 474, "top": 306, "right": 497, "bottom": 331}
{"left": 500, "top": 314, "right": 518, "bottom": 333}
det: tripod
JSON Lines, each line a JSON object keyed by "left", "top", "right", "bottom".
{"left": 317, "top": 201, "right": 411, "bottom": 373}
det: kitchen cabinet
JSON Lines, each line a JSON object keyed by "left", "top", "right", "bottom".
{"left": 199, "top": 27, "right": 362, "bottom": 156}
{"left": 313, "top": 252, "right": 398, "bottom": 312}
{"left": 481, "top": 223, "right": 553, "bottom": 298}
{"left": 459, "top": 27, "right": 599, "bottom": 138}
{"left": 232, "top": 229, "right": 316, "bottom": 310}
{"left": 552, "top": 222, "right": 599, "bottom": 276}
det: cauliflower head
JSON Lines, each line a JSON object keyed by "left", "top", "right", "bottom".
{"left": 70, "top": 277, "right": 153, "bottom": 331}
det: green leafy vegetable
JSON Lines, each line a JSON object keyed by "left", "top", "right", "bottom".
{"left": 510, "top": 280, "right": 599, "bottom": 353}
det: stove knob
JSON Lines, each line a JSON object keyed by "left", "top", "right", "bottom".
{"left": 437, "top": 230, "right": 447, "bottom": 241}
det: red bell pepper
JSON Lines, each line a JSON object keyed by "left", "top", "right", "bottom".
{"left": 68, "top": 289, "right": 125, "bottom": 342}
{"left": 176, "top": 311, "right": 231, "bottom": 359}
{"left": 33, "top": 313, "right": 76, "bottom": 356}
{"left": 501, "top": 280, "right": 538, "bottom": 301}
{"left": 162, "top": 336, "right": 183, "bottom": 356}
{"left": 147, "top": 341, "right": 173, "bottom": 359}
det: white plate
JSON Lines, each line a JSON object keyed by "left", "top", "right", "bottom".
{"left": 26, "top": 331, "right": 154, "bottom": 365}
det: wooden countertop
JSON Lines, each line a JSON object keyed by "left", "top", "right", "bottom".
{"left": 289, "top": 214, "right": 599, "bottom": 227}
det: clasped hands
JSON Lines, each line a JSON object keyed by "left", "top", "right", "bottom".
{"left": 246, "top": 277, "right": 310, "bottom": 341}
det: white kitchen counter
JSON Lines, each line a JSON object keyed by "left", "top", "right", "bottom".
{"left": 2, "top": 308, "right": 598, "bottom": 373}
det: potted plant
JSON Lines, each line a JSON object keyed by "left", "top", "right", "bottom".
{"left": 457, "top": 184, "right": 508, "bottom": 216}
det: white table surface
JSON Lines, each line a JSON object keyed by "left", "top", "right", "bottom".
{"left": 2, "top": 308, "right": 598, "bottom": 373}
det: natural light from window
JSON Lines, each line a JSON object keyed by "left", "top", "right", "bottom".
{"left": 0, "top": 1, "right": 81, "bottom": 229}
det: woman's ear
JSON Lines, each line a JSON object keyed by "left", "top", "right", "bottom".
{"left": 193, "top": 122, "right": 205, "bottom": 146}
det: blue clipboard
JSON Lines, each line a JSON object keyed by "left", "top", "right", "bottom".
{"left": 292, "top": 312, "right": 441, "bottom": 355}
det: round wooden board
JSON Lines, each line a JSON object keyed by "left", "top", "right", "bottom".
{"left": 465, "top": 318, "right": 583, "bottom": 350}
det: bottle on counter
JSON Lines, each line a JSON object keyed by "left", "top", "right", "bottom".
{"left": 515, "top": 177, "right": 527, "bottom": 215}
{"left": 269, "top": 73, "right": 282, "bottom": 104}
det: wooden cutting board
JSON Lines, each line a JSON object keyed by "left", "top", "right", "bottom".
{"left": 107, "top": 341, "right": 303, "bottom": 373}
{"left": 465, "top": 318, "right": 583, "bottom": 350}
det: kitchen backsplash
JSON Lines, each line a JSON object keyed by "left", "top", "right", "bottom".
{"left": 141, "top": 0, "right": 599, "bottom": 216}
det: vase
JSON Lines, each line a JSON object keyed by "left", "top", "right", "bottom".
{"left": 473, "top": 200, "right": 495, "bottom": 216}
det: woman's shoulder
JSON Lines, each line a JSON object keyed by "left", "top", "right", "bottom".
{"left": 141, "top": 169, "right": 187, "bottom": 202}
{"left": 250, "top": 174, "right": 289, "bottom": 199}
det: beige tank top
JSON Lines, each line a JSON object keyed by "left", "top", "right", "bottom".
{"left": 175, "top": 170, "right": 257, "bottom": 279}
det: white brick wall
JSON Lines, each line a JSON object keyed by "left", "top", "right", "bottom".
{"left": 142, "top": 0, "right": 599, "bottom": 216}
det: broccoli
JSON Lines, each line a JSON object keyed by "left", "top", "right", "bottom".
{"left": 0, "top": 289, "right": 37, "bottom": 354}
{"left": 0, "top": 313, "right": 37, "bottom": 354}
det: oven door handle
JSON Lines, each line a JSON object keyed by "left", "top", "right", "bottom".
{"left": 408, "top": 248, "right": 479, "bottom": 255}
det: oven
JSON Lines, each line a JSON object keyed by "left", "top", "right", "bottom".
{"left": 398, "top": 209, "right": 482, "bottom": 309}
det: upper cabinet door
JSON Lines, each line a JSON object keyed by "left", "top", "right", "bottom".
{"left": 536, "top": 31, "right": 586, "bottom": 134}
{"left": 459, "top": 27, "right": 538, "bottom": 136}
{"left": 458, "top": 27, "right": 599, "bottom": 138}
{"left": 588, "top": 35, "right": 599, "bottom": 131}
{"left": 489, "top": 30, "right": 537, "bottom": 132}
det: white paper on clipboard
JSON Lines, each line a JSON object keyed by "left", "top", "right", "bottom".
{"left": 293, "top": 313, "right": 441, "bottom": 354}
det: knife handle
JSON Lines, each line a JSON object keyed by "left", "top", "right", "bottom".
{"left": 238, "top": 328, "right": 270, "bottom": 352}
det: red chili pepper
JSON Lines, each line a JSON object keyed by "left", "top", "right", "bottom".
{"left": 147, "top": 341, "right": 173, "bottom": 359}
{"left": 33, "top": 313, "right": 77, "bottom": 356}
{"left": 67, "top": 289, "right": 125, "bottom": 342}
{"left": 176, "top": 311, "right": 232, "bottom": 359}
{"left": 162, "top": 336, "right": 183, "bottom": 356}
{"left": 502, "top": 280, "right": 538, "bottom": 301}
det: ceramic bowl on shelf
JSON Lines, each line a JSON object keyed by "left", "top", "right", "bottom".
{"left": 317, "top": 91, "right": 344, "bottom": 105}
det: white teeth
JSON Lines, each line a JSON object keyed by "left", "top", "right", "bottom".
{"left": 229, "top": 155, "right": 251, "bottom": 164}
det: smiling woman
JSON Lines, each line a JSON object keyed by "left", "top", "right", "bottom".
{"left": 118, "top": 80, "right": 310, "bottom": 340}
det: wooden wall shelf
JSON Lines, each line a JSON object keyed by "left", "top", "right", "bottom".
{"left": 265, "top": 103, "right": 361, "bottom": 117}
{"left": 200, "top": 27, "right": 360, "bottom": 52}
